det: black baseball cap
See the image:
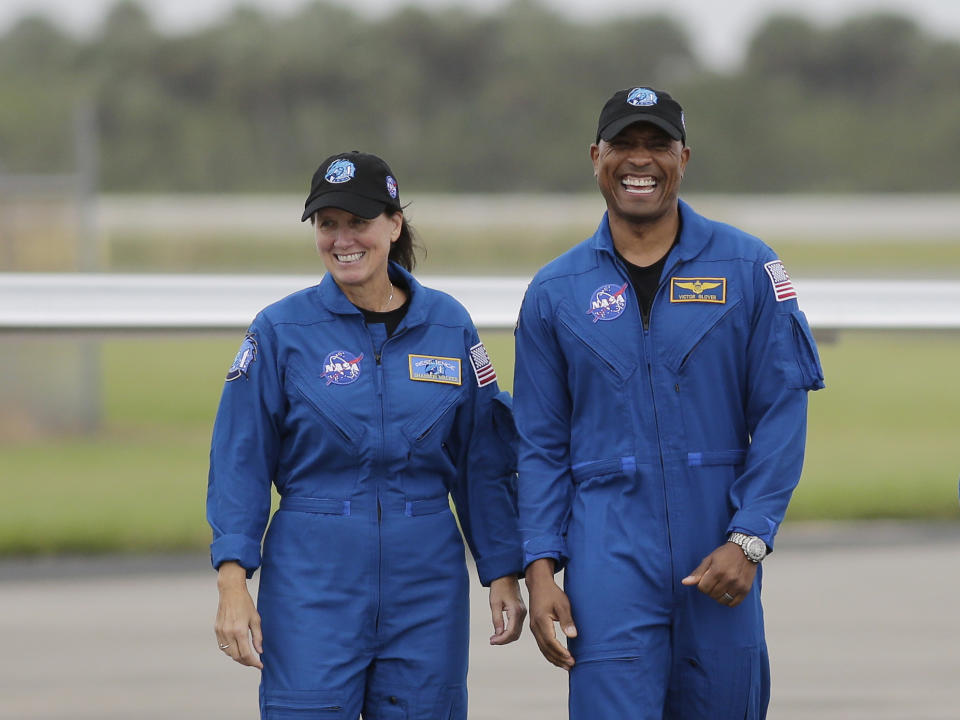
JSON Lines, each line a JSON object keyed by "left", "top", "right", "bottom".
{"left": 301, "top": 151, "right": 401, "bottom": 222}
{"left": 596, "top": 87, "right": 686, "bottom": 145}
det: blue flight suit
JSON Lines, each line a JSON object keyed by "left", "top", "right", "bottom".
{"left": 514, "top": 200, "right": 824, "bottom": 719}
{"left": 207, "top": 263, "right": 521, "bottom": 720}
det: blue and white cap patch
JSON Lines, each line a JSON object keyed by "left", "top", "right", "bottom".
{"left": 226, "top": 333, "right": 258, "bottom": 381}
{"left": 321, "top": 350, "right": 363, "bottom": 386}
{"left": 586, "top": 283, "right": 629, "bottom": 322}
{"left": 386, "top": 175, "right": 398, "bottom": 199}
{"left": 627, "top": 87, "right": 658, "bottom": 107}
{"left": 325, "top": 159, "right": 356, "bottom": 184}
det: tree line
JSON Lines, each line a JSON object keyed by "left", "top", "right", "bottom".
{"left": 1, "top": 0, "right": 957, "bottom": 193}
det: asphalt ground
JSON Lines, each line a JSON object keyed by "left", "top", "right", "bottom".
{"left": 2, "top": 521, "right": 958, "bottom": 720}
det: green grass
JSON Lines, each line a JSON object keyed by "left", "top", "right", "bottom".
{"left": 106, "top": 229, "right": 960, "bottom": 277}
{"left": 789, "top": 332, "right": 960, "bottom": 521}
{"left": 1, "top": 330, "right": 958, "bottom": 556}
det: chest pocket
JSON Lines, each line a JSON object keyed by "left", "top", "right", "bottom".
{"left": 556, "top": 300, "right": 637, "bottom": 381}
{"left": 400, "top": 381, "right": 463, "bottom": 445}
{"left": 287, "top": 366, "right": 364, "bottom": 449}
{"left": 663, "top": 296, "right": 744, "bottom": 373}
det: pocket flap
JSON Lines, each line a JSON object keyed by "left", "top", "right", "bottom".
{"left": 263, "top": 689, "right": 343, "bottom": 711}
{"left": 289, "top": 368, "right": 362, "bottom": 447}
{"left": 556, "top": 301, "right": 636, "bottom": 381}
{"left": 780, "top": 310, "right": 825, "bottom": 391}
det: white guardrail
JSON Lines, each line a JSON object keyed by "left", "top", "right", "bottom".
{"left": 1, "top": 273, "right": 959, "bottom": 333}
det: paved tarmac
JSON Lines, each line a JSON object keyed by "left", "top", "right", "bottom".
{"left": 2, "top": 522, "right": 958, "bottom": 719}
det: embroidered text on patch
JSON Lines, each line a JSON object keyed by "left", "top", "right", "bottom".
{"left": 409, "top": 354, "right": 462, "bottom": 385}
{"left": 764, "top": 260, "right": 796, "bottom": 302}
{"left": 469, "top": 342, "right": 497, "bottom": 387}
{"left": 586, "top": 283, "right": 629, "bottom": 322}
{"left": 321, "top": 350, "right": 364, "bottom": 386}
{"left": 670, "top": 277, "right": 726, "bottom": 303}
{"left": 226, "top": 333, "right": 257, "bottom": 381}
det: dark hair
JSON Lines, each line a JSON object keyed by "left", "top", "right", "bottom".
{"left": 391, "top": 214, "right": 420, "bottom": 272}
{"left": 309, "top": 209, "right": 421, "bottom": 272}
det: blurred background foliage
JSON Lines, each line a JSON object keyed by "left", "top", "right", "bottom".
{"left": 2, "top": 0, "right": 959, "bottom": 193}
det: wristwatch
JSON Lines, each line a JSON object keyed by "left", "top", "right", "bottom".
{"left": 728, "top": 532, "right": 767, "bottom": 563}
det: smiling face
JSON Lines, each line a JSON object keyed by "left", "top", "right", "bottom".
{"left": 313, "top": 207, "right": 402, "bottom": 292}
{"left": 590, "top": 122, "right": 690, "bottom": 227}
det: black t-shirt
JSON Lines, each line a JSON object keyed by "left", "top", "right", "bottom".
{"left": 357, "top": 278, "right": 411, "bottom": 337}
{"left": 614, "top": 218, "right": 682, "bottom": 329}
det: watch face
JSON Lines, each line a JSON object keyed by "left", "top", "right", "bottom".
{"left": 745, "top": 537, "right": 766, "bottom": 562}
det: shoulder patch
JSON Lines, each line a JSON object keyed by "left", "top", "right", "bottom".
{"left": 409, "top": 354, "right": 462, "bottom": 385}
{"left": 468, "top": 342, "right": 497, "bottom": 388}
{"left": 226, "top": 333, "right": 257, "bottom": 381}
{"left": 764, "top": 260, "right": 797, "bottom": 302}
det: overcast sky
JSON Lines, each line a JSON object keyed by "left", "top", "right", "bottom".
{"left": 2, "top": 0, "right": 959, "bottom": 69}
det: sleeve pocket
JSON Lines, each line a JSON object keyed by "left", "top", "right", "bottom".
{"left": 776, "top": 310, "right": 825, "bottom": 391}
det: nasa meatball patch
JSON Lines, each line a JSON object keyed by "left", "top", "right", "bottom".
{"left": 226, "top": 334, "right": 257, "bottom": 381}
{"left": 586, "top": 283, "right": 629, "bottom": 322}
{"left": 321, "top": 350, "right": 364, "bottom": 386}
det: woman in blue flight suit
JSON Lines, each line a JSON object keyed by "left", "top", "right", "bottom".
{"left": 208, "top": 151, "right": 525, "bottom": 719}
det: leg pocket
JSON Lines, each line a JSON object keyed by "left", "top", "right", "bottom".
{"left": 569, "top": 656, "right": 667, "bottom": 720}
{"left": 438, "top": 685, "right": 467, "bottom": 720}
{"left": 666, "top": 645, "right": 769, "bottom": 720}
{"left": 262, "top": 690, "right": 345, "bottom": 720}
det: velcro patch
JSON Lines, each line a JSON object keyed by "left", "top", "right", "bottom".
{"left": 409, "top": 354, "right": 462, "bottom": 385}
{"left": 670, "top": 277, "right": 726, "bottom": 303}
{"left": 764, "top": 260, "right": 797, "bottom": 302}
{"left": 468, "top": 342, "right": 497, "bottom": 388}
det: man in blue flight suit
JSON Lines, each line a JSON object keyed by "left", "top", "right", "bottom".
{"left": 514, "top": 87, "right": 824, "bottom": 719}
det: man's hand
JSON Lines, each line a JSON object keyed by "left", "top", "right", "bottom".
{"left": 489, "top": 575, "right": 527, "bottom": 645}
{"left": 681, "top": 542, "right": 759, "bottom": 608}
{"left": 525, "top": 558, "right": 577, "bottom": 670}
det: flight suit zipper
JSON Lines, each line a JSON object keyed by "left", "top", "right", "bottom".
{"left": 368, "top": 333, "right": 387, "bottom": 634}
{"left": 615, "top": 251, "right": 677, "bottom": 587}
{"left": 366, "top": 322, "right": 407, "bottom": 635}
{"left": 641, "top": 283, "right": 676, "bottom": 586}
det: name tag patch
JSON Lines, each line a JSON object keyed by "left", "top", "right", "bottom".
{"left": 670, "top": 277, "right": 727, "bottom": 303}
{"left": 409, "top": 354, "right": 462, "bottom": 385}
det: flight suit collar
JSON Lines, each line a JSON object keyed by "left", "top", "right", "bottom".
{"left": 589, "top": 198, "right": 714, "bottom": 275}
{"left": 316, "top": 262, "right": 429, "bottom": 330}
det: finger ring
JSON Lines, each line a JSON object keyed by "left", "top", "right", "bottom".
{"left": 721, "top": 592, "right": 734, "bottom": 602}
{"left": 218, "top": 643, "right": 230, "bottom": 649}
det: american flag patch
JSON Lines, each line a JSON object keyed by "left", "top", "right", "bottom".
{"left": 469, "top": 342, "right": 497, "bottom": 387}
{"left": 764, "top": 260, "right": 797, "bottom": 302}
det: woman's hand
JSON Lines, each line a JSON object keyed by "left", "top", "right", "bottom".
{"left": 214, "top": 562, "right": 264, "bottom": 669}
{"left": 488, "top": 574, "right": 526, "bottom": 645}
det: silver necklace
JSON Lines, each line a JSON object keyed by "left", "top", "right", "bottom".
{"left": 381, "top": 283, "right": 394, "bottom": 312}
